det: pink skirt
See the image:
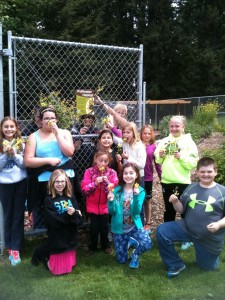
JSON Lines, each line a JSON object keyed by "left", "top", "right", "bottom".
{"left": 48, "top": 250, "right": 76, "bottom": 275}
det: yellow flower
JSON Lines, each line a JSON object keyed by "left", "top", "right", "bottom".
{"left": 96, "top": 85, "right": 104, "bottom": 94}
{"left": 173, "top": 186, "right": 179, "bottom": 196}
{"left": 134, "top": 183, "right": 139, "bottom": 189}
{"left": 99, "top": 167, "right": 105, "bottom": 172}
{"left": 102, "top": 117, "right": 109, "bottom": 125}
{"left": 108, "top": 183, "right": 114, "bottom": 192}
{"left": 47, "top": 120, "right": 53, "bottom": 127}
{"left": 3, "top": 140, "right": 9, "bottom": 147}
{"left": 123, "top": 138, "right": 127, "bottom": 142}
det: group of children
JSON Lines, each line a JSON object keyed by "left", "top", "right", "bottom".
{"left": 0, "top": 103, "right": 225, "bottom": 279}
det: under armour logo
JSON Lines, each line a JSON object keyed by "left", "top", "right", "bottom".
{"left": 189, "top": 193, "right": 216, "bottom": 212}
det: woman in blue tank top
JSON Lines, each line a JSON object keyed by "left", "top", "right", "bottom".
{"left": 24, "top": 106, "right": 75, "bottom": 229}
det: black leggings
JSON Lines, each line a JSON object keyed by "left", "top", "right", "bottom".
{"left": 161, "top": 183, "right": 188, "bottom": 222}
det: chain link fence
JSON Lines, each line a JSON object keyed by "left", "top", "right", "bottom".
{"left": 5, "top": 33, "right": 143, "bottom": 236}
{"left": 145, "top": 95, "right": 225, "bottom": 129}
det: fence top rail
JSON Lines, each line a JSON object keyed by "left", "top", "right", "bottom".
{"left": 10, "top": 34, "right": 140, "bottom": 52}
{"left": 179, "top": 95, "right": 225, "bottom": 100}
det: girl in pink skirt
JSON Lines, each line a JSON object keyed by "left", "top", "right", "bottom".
{"left": 31, "top": 169, "right": 83, "bottom": 275}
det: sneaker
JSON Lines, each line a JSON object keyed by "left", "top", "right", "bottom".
{"left": 128, "top": 237, "right": 139, "bottom": 250}
{"left": 144, "top": 225, "right": 152, "bottom": 235}
{"left": 103, "top": 247, "right": 113, "bottom": 255}
{"left": 129, "top": 253, "right": 140, "bottom": 269}
{"left": 167, "top": 265, "right": 186, "bottom": 278}
{"left": 85, "top": 249, "right": 95, "bottom": 256}
{"left": 181, "top": 242, "right": 193, "bottom": 250}
{"left": 7, "top": 249, "right": 13, "bottom": 261}
{"left": 11, "top": 251, "right": 21, "bottom": 266}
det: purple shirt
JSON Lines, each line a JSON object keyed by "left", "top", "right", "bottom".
{"left": 111, "top": 127, "right": 122, "bottom": 138}
{"left": 144, "top": 144, "right": 161, "bottom": 181}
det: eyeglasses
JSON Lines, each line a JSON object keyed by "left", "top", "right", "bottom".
{"left": 54, "top": 180, "right": 66, "bottom": 184}
{"left": 43, "top": 117, "right": 56, "bottom": 121}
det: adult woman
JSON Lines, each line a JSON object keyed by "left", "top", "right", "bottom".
{"left": 24, "top": 106, "right": 75, "bottom": 229}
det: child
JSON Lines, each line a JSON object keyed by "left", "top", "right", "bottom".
{"left": 81, "top": 150, "right": 119, "bottom": 255}
{"left": 0, "top": 117, "right": 27, "bottom": 265}
{"left": 156, "top": 157, "right": 225, "bottom": 278}
{"left": 31, "top": 169, "right": 83, "bottom": 275}
{"left": 120, "top": 122, "right": 146, "bottom": 182}
{"left": 94, "top": 129, "right": 122, "bottom": 174}
{"left": 140, "top": 125, "right": 161, "bottom": 233}
{"left": 108, "top": 162, "right": 153, "bottom": 268}
{"left": 154, "top": 115, "right": 199, "bottom": 250}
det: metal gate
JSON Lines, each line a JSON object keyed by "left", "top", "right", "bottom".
{"left": 0, "top": 25, "right": 143, "bottom": 237}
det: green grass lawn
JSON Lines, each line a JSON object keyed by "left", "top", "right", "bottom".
{"left": 0, "top": 235, "right": 225, "bottom": 300}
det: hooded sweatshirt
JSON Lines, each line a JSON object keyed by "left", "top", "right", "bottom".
{"left": 154, "top": 133, "right": 199, "bottom": 184}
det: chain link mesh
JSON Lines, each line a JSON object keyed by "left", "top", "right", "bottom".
{"left": 9, "top": 36, "right": 141, "bottom": 235}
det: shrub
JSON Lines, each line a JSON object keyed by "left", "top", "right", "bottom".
{"left": 158, "top": 115, "right": 171, "bottom": 138}
{"left": 202, "top": 142, "right": 225, "bottom": 185}
{"left": 192, "top": 101, "right": 222, "bottom": 127}
{"left": 38, "top": 91, "right": 78, "bottom": 129}
{"left": 185, "top": 119, "right": 213, "bottom": 142}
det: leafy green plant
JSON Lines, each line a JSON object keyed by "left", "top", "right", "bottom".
{"left": 39, "top": 91, "right": 78, "bottom": 129}
{"left": 185, "top": 120, "right": 213, "bottom": 142}
{"left": 158, "top": 115, "right": 171, "bottom": 138}
{"left": 192, "top": 101, "right": 222, "bottom": 127}
{"left": 202, "top": 142, "right": 225, "bottom": 185}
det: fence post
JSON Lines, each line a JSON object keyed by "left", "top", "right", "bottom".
{"left": 7, "top": 30, "right": 14, "bottom": 117}
{"left": 0, "top": 23, "right": 4, "bottom": 120}
{"left": 137, "top": 44, "right": 143, "bottom": 130}
{"left": 0, "top": 23, "right": 4, "bottom": 251}
{"left": 142, "top": 81, "right": 146, "bottom": 125}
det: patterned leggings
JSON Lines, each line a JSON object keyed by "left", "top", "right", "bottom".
{"left": 113, "top": 227, "right": 153, "bottom": 264}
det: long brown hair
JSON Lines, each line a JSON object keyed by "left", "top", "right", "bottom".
{"left": 118, "top": 162, "right": 141, "bottom": 191}
{"left": 47, "top": 169, "right": 72, "bottom": 198}
{"left": 0, "top": 117, "right": 22, "bottom": 153}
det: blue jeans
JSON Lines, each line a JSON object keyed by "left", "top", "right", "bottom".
{"left": 113, "top": 227, "right": 153, "bottom": 264}
{"left": 156, "top": 221, "right": 219, "bottom": 271}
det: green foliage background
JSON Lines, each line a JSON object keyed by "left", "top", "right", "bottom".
{"left": 1, "top": 1, "right": 225, "bottom": 100}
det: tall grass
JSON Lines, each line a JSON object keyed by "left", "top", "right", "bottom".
{"left": 1, "top": 236, "right": 225, "bottom": 300}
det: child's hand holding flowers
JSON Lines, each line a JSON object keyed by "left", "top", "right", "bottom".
{"left": 159, "top": 149, "right": 165, "bottom": 158}
{"left": 169, "top": 187, "right": 179, "bottom": 204}
{"left": 133, "top": 183, "right": 140, "bottom": 195}
{"left": 116, "top": 143, "right": 123, "bottom": 155}
{"left": 121, "top": 150, "right": 128, "bottom": 160}
{"left": 107, "top": 183, "right": 114, "bottom": 192}
{"left": 108, "top": 190, "right": 114, "bottom": 201}
{"left": 67, "top": 207, "right": 75, "bottom": 215}
{"left": 169, "top": 194, "right": 179, "bottom": 204}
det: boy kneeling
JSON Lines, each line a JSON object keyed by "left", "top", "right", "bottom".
{"left": 156, "top": 157, "right": 225, "bottom": 278}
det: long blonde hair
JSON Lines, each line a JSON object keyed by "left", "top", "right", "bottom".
{"left": 47, "top": 169, "right": 72, "bottom": 198}
{"left": 122, "top": 122, "right": 140, "bottom": 145}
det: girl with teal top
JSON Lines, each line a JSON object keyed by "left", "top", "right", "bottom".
{"left": 24, "top": 106, "right": 75, "bottom": 229}
{"left": 108, "top": 162, "right": 153, "bottom": 268}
